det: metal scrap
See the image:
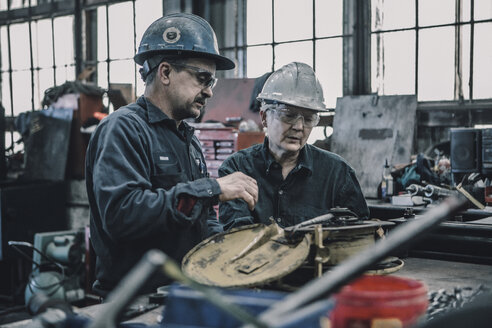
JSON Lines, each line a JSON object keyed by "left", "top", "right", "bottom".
{"left": 426, "top": 285, "right": 491, "bottom": 322}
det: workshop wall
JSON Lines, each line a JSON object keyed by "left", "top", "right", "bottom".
{"left": 66, "top": 179, "right": 90, "bottom": 230}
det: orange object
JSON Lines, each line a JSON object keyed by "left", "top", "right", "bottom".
{"left": 94, "top": 112, "right": 108, "bottom": 120}
{"left": 330, "top": 275, "right": 428, "bottom": 328}
{"left": 484, "top": 186, "right": 492, "bottom": 204}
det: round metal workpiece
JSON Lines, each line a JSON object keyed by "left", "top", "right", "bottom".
{"left": 182, "top": 223, "right": 311, "bottom": 288}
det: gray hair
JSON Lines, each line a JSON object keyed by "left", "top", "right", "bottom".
{"left": 143, "top": 55, "right": 188, "bottom": 85}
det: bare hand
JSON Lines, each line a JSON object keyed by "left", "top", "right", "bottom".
{"left": 216, "top": 172, "right": 258, "bottom": 210}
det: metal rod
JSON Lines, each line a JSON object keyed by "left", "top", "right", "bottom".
{"left": 88, "top": 249, "right": 268, "bottom": 328}
{"left": 258, "top": 195, "right": 469, "bottom": 325}
{"left": 87, "top": 250, "right": 168, "bottom": 328}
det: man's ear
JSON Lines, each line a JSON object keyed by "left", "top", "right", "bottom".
{"left": 158, "top": 62, "right": 172, "bottom": 85}
{"left": 260, "top": 110, "right": 268, "bottom": 127}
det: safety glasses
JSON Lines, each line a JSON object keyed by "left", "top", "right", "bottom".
{"left": 170, "top": 62, "right": 218, "bottom": 89}
{"left": 269, "top": 106, "right": 320, "bottom": 128}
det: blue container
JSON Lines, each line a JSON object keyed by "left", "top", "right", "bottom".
{"left": 161, "top": 284, "right": 334, "bottom": 328}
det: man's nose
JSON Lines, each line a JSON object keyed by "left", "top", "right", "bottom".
{"left": 292, "top": 116, "right": 305, "bottom": 130}
{"left": 201, "top": 85, "right": 213, "bottom": 98}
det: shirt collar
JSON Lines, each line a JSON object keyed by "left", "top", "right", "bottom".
{"left": 138, "top": 96, "right": 175, "bottom": 124}
{"left": 138, "top": 96, "right": 195, "bottom": 139}
{"left": 262, "top": 137, "right": 313, "bottom": 176}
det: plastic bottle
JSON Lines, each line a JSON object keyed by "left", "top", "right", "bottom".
{"left": 382, "top": 159, "right": 394, "bottom": 200}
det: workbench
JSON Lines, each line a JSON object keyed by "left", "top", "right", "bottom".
{"left": 368, "top": 199, "right": 492, "bottom": 264}
{"left": 2, "top": 256, "right": 490, "bottom": 327}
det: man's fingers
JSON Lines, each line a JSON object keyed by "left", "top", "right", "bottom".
{"left": 241, "top": 190, "right": 256, "bottom": 210}
{"left": 245, "top": 183, "right": 258, "bottom": 203}
{"left": 216, "top": 172, "right": 258, "bottom": 207}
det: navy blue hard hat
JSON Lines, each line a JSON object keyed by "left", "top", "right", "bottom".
{"left": 134, "top": 13, "right": 235, "bottom": 70}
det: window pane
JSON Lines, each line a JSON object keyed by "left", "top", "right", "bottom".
{"left": 10, "top": 23, "right": 30, "bottom": 70}
{"left": 372, "top": 0, "right": 415, "bottom": 31}
{"left": 97, "top": 6, "right": 108, "bottom": 60}
{"left": 6, "top": 131, "right": 23, "bottom": 154}
{"left": 7, "top": 0, "right": 23, "bottom": 10}
{"left": 316, "top": 0, "right": 342, "bottom": 37}
{"left": 109, "top": 59, "right": 134, "bottom": 84}
{"left": 35, "top": 68, "right": 55, "bottom": 109}
{"left": 418, "top": 27, "right": 454, "bottom": 101}
{"left": 55, "top": 64, "right": 75, "bottom": 86}
{"left": 136, "top": 63, "right": 145, "bottom": 97}
{"left": 97, "top": 62, "right": 108, "bottom": 90}
{"left": 1, "top": 26, "right": 9, "bottom": 72}
{"left": 33, "top": 19, "right": 54, "bottom": 69}
{"left": 419, "top": 0, "right": 455, "bottom": 27}
{"left": 315, "top": 38, "right": 342, "bottom": 109}
{"left": 53, "top": 16, "right": 74, "bottom": 67}
{"left": 108, "top": 2, "right": 134, "bottom": 60}
{"left": 246, "top": 45, "right": 272, "bottom": 77}
{"left": 247, "top": 0, "right": 272, "bottom": 45}
{"left": 473, "top": 22, "right": 492, "bottom": 99}
{"left": 275, "top": 41, "right": 313, "bottom": 70}
{"left": 475, "top": 0, "right": 492, "bottom": 20}
{"left": 12, "top": 70, "right": 32, "bottom": 115}
{"left": 219, "top": 49, "right": 240, "bottom": 77}
{"left": 372, "top": 31, "right": 415, "bottom": 95}
{"left": 2, "top": 72, "right": 12, "bottom": 116}
{"left": 461, "top": 25, "right": 471, "bottom": 100}
{"left": 462, "top": 0, "right": 471, "bottom": 22}
{"left": 135, "top": 0, "right": 162, "bottom": 48}
{"left": 274, "top": 0, "right": 312, "bottom": 42}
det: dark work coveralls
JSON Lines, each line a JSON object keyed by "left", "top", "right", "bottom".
{"left": 86, "top": 96, "right": 222, "bottom": 296}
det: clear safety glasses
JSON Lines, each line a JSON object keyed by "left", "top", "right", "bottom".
{"left": 269, "top": 106, "right": 320, "bottom": 128}
{"left": 170, "top": 62, "right": 218, "bottom": 89}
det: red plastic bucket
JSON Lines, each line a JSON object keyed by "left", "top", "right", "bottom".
{"left": 330, "top": 275, "right": 429, "bottom": 328}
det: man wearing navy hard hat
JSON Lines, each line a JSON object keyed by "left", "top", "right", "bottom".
{"left": 86, "top": 13, "right": 258, "bottom": 297}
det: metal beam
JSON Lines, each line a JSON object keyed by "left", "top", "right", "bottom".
{"left": 343, "top": 0, "right": 371, "bottom": 95}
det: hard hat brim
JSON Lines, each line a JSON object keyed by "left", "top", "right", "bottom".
{"left": 134, "top": 49, "right": 235, "bottom": 70}
{"left": 257, "top": 97, "right": 330, "bottom": 112}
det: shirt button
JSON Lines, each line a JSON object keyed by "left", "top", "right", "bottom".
{"left": 207, "top": 189, "right": 213, "bottom": 195}
{"left": 278, "top": 190, "right": 284, "bottom": 195}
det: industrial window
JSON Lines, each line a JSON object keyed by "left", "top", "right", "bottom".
{"left": 245, "top": 0, "right": 344, "bottom": 144}
{"left": 246, "top": 0, "right": 344, "bottom": 110}
{"left": 1, "top": 15, "right": 75, "bottom": 153}
{"left": 96, "top": 0, "right": 163, "bottom": 109}
{"left": 371, "top": 0, "right": 492, "bottom": 101}
{"left": 0, "top": 0, "right": 163, "bottom": 154}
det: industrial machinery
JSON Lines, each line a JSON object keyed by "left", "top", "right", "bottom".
{"left": 8, "top": 229, "right": 85, "bottom": 309}
{"left": 25, "top": 195, "right": 492, "bottom": 328}
{"left": 182, "top": 209, "right": 396, "bottom": 289}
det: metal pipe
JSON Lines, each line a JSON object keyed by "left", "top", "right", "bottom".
{"left": 424, "top": 184, "right": 457, "bottom": 198}
{"left": 87, "top": 250, "right": 168, "bottom": 328}
{"left": 87, "top": 249, "right": 267, "bottom": 328}
{"left": 257, "top": 195, "right": 469, "bottom": 326}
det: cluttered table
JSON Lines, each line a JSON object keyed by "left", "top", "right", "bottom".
{"left": 3, "top": 198, "right": 492, "bottom": 327}
{"left": 2, "top": 256, "right": 490, "bottom": 327}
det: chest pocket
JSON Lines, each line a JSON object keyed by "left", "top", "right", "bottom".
{"left": 189, "top": 144, "right": 207, "bottom": 179}
{"left": 151, "top": 152, "right": 187, "bottom": 190}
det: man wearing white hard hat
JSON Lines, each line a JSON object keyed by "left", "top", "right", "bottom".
{"left": 219, "top": 62, "right": 368, "bottom": 229}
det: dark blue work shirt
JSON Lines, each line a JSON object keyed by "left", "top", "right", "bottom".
{"left": 218, "top": 138, "right": 369, "bottom": 229}
{"left": 86, "top": 96, "right": 222, "bottom": 295}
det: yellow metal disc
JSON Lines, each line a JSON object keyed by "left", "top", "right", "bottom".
{"left": 182, "top": 223, "right": 311, "bottom": 288}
